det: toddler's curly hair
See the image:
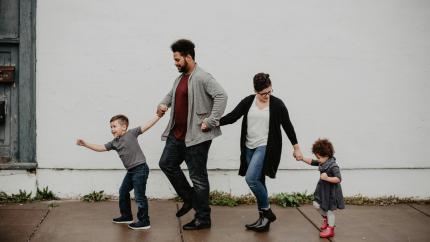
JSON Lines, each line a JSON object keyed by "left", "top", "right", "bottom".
{"left": 312, "top": 138, "right": 335, "bottom": 158}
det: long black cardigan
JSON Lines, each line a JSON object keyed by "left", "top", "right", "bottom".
{"left": 220, "top": 95, "right": 298, "bottom": 178}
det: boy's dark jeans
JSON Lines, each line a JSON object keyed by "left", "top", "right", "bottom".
{"left": 119, "top": 163, "right": 149, "bottom": 223}
{"left": 159, "top": 134, "right": 212, "bottom": 222}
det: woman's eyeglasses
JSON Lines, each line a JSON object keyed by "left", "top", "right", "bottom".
{"left": 257, "top": 89, "right": 273, "bottom": 97}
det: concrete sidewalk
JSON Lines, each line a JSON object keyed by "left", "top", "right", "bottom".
{"left": 1, "top": 200, "right": 429, "bottom": 242}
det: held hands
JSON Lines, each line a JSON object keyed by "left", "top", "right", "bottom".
{"left": 293, "top": 148, "right": 303, "bottom": 161}
{"left": 157, "top": 104, "right": 168, "bottom": 117}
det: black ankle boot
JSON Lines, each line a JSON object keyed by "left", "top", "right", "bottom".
{"left": 262, "top": 208, "right": 276, "bottom": 222}
{"left": 251, "top": 208, "right": 276, "bottom": 232}
{"left": 245, "top": 211, "right": 263, "bottom": 229}
{"left": 251, "top": 216, "right": 270, "bottom": 232}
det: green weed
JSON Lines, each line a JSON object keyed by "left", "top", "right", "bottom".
{"left": 9, "top": 190, "right": 33, "bottom": 203}
{"left": 81, "top": 190, "right": 108, "bottom": 202}
{"left": 35, "top": 186, "right": 58, "bottom": 201}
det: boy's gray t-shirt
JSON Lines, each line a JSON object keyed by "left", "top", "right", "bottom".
{"left": 104, "top": 127, "right": 146, "bottom": 170}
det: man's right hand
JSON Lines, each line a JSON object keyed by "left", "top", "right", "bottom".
{"left": 157, "top": 104, "right": 168, "bottom": 117}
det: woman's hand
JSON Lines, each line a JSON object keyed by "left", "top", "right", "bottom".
{"left": 293, "top": 145, "right": 303, "bottom": 161}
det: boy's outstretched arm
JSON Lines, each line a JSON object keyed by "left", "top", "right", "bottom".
{"left": 140, "top": 115, "right": 161, "bottom": 134}
{"left": 76, "top": 139, "right": 107, "bottom": 152}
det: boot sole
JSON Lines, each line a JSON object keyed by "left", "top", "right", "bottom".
{"left": 112, "top": 220, "right": 133, "bottom": 224}
{"left": 182, "top": 225, "right": 211, "bottom": 230}
{"left": 248, "top": 223, "right": 270, "bottom": 232}
{"left": 320, "top": 235, "right": 334, "bottom": 238}
{"left": 128, "top": 225, "right": 151, "bottom": 230}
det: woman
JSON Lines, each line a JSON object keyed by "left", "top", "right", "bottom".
{"left": 220, "top": 73, "right": 303, "bottom": 232}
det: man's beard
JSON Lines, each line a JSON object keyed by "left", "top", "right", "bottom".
{"left": 178, "top": 61, "right": 189, "bottom": 73}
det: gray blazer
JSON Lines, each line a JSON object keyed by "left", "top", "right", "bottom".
{"left": 160, "top": 65, "right": 228, "bottom": 147}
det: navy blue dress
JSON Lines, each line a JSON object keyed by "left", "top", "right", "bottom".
{"left": 311, "top": 157, "right": 345, "bottom": 211}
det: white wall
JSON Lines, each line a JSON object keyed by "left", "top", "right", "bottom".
{"left": 5, "top": 0, "right": 430, "bottom": 198}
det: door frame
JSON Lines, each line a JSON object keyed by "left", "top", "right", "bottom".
{"left": 0, "top": 0, "right": 36, "bottom": 170}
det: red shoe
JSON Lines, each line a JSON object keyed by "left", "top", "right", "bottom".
{"left": 320, "top": 216, "right": 328, "bottom": 230}
{"left": 319, "top": 226, "right": 335, "bottom": 238}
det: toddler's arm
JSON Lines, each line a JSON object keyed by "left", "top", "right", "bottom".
{"left": 320, "top": 173, "right": 341, "bottom": 184}
{"left": 76, "top": 139, "right": 107, "bottom": 152}
{"left": 300, "top": 157, "right": 313, "bottom": 165}
{"left": 140, "top": 115, "right": 161, "bottom": 134}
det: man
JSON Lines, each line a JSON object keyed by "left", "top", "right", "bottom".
{"left": 157, "top": 39, "right": 227, "bottom": 230}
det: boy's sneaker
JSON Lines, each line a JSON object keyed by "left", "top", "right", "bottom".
{"left": 128, "top": 220, "right": 151, "bottom": 230}
{"left": 112, "top": 216, "right": 133, "bottom": 224}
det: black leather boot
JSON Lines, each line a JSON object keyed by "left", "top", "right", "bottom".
{"left": 263, "top": 208, "right": 276, "bottom": 222}
{"left": 245, "top": 211, "right": 263, "bottom": 229}
{"left": 251, "top": 216, "right": 270, "bottom": 232}
{"left": 251, "top": 208, "right": 276, "bottom": 232}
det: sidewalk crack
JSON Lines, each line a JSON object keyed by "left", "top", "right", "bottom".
{"left": 408, "top": 204, "right": 430, "bottom": 217}
{"left": 295, "top": 207, "right": 333, "bottom": 242}
{"left": 27, "top": 207, "right": 51, "bottom": 241}
{"left": 176, "top": 202, "right": 185, "bottom": 242}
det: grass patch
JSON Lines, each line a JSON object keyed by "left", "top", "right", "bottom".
{"left": 209, "top": 191, "right": 239, "bottom": 207}
{"left": 208, "top": 191, "right": 312, "bottom": 207}
{"left": 0, "top": 191, "right": 9, "bottom": 202}
{"left": 1, "top": 187, "right": 58, "bottom": 203}
{"left": 345, "top": 195, "right": 430, "bottom": 206}
{"left": 236, "top": 193, "right": 257, "bottom": 205}
{"left": 190, "top": 191, "right": 430, "bottom": 208}
{"left": 81, "top": 190, "right": 108, "bottom": 202}
{"left": 9, "top": 190, "right": 33, "bottom": 203}
{"left": 271, "top": 192, "right": 313, "bottom": 207}
{"left": 35, "top": 186, "right": 58, "bottom": 201}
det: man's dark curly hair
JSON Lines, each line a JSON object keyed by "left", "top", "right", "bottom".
{"left": 171, "top": 39, "right": 195, "bottom": 60}
{"left": 312, "top": 138, "right": 335, "bottom": 158}
{"left": 253, "top": 73, "right": 272, "bottom": 92}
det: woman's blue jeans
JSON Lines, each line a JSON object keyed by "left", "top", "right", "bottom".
{"left": 245, "top": 145, "right": 269, "bottom": 210}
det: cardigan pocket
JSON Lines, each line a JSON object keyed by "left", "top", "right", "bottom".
{"left": 196, "top": 112, "right": 208, "bottom": 125}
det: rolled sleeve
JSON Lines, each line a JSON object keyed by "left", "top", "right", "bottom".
{"left": 104, "top": 141, "right": 114, "bottom": 151}
{"left": 331, "top": 166, "right": 342, "bottom": 181}
{"left": 130, "top": 127, "right": 142, "bottom": 137}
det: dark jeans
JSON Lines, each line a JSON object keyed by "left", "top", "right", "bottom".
{"left": 159, "top": 134, "right": 212, "bottom": 222}
{"left": 119, "top": 163, "right": 149, "bottom": 223}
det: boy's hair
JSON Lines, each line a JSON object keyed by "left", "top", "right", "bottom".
{"left": 110, "top": 114, "right": 129, "bottom": 128}
{"left": 312, "top": 138, "right": 335, "bottom": 158}
{"left": 171, "top": 39, "right": 195, "bottom": 60}
{"left": 253, "top": 73, "right": 272, "bottom": 92}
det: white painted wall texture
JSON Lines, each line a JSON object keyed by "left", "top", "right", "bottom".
{"left": 2, "top": 0, "right": 430, "bottom": 198}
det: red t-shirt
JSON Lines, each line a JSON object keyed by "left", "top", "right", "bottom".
{"left": 173, "top": 74, "right": 189, "bottom": 140}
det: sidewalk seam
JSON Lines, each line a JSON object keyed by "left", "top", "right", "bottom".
{"left": 27, "top": 207, "right": 51, "bottom": 242}
{"left": 408, "top": 204, "right": 430, "bottom": 217}
{"left": 295, "top": 207, "right": 332, "bottom": 242}
{"left": 176, "top": 203, "right": 185, "bottom": 242}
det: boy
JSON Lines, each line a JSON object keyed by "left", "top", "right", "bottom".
{"left": 76, "top": 114, "right": 160, "bottom": 230}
